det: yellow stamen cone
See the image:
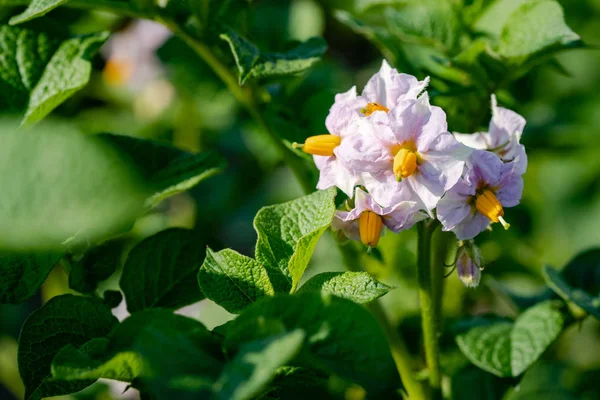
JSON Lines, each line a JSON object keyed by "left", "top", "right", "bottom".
{"left": 359, "top": 211, "right": 383, "bottom": 248}
{"left": 363, "top": 102, "right": 389, "bottom": 116}
{"left": 476, "top": 190, "right": 509, "bottom": 229}
{"left": 393, "top": 148, "right": 418, "bottom": 181}
{"left": 293, "top": 134, "right": 341, "bottom": 156}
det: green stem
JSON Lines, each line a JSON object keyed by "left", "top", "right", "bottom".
{"left": 339, "top": 243, "right": 426, "bottom": 400}
{"left": 417, "top": 220, "right": 442, "bottom": 398}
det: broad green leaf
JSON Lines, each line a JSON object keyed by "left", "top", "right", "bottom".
{"left": 0, "top": 121, "right": 148, "bottom": 251}
{"left": 556, "top": 248, "right": 600, "bottom": 295}
{"left": 254, "top": 188, "right": 336, "bottom": 292}
{"left": 120, "top": 229, "right": 206, "bottom": 313}
{"left": 225, "top": 292, "right": 400, "bottom": 395}
{"left": 18, "top": 294, "right": 118, "bottom": 400}
{"left": 100, "top": 134, "right": 226, "bottom": 206}
{"left": 451, "top": 365, "right": 512, "bottom": 400}
{"left": 298, "top": 271, "right": 393, "bottom": 304}
{"left": 214, "top": 330, "right": 305, "bottom": 400}
{"left": 9, "top": 0, "right": 68, "bottom": 25}
{"left": 456, "top": 301, "right": 564, "bottom": 377}
{"left": 198, "top": 248, "right": 274, "bottom": 314}
{"left": 0, "top": 252, "right": 62, "bottom": 303}
{"left": 69, "top": 240, "right": 124, "bottom": 294}
{"left": 473, "top": 0, "right": 527, "bottom": 36}
{"left": 503, "top": 362, "right": 579, "bottom": 400}
{"left": 543, "top": 266, "right": 600, "bottom": 319}
{"left": 51, "top": 309, "right": 224, "bottom": 398}
{"left": 496, "top": 0, "right": 582, "bottom": 63}
{"left": 220, "top": 29, "right": 327, "bottom": 84}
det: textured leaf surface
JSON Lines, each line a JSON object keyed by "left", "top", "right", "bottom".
{"left": 456, "top": 301, "right": 564, "bottom": 377}
{"left": 0, "top": 121, "right": 148, "bottom": 251}
{"left": 220, "top": 29, "right": 327, "bottom": 84}
{"left": 497, "top": 0, "right": 581, "bottom": 61}
{"left": 254, "top": 188, "right": 336, "bottom": 292}
{"left": 0, "top": 252, "right": 62, "bottom": 303}
{"left": 298, "top": 272, "right": 393, "bottom": 304}
{"left": 18, "top": 295, "right": 118, "bottom": 400}
{"left": 198, "top": 248, "right": 274, "bottom": 314}
{"left": 9, "top": 0, "right": 68, "bottom": 25}
{"left": 543, "top": 266, "right": 600, "bottom": 319}
{"left": 214, "top": 330, "right": 305, "bottom": 400}
{"left": 225, "top": 292, "right": 400, "bottom": 395}
{"left": 100, "top": 134, "right": 226, "bottom": 206}
{"left": 120, "top": 229, "right": 206, "bottom": 313}
{"left": 69, "top": 240, "right": 123, "bottom": 294}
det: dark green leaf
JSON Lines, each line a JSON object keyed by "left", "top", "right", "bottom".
{"left": 0, "top": 252, "right": 62, "bottom": 303}
{"left": 102, "top": 290, "right": 123, "bottom": 309}
{"left": 18, "top": 294, "right": 118, "bottom": 400}
{"left": 198, "top": 248, "right": 274, "bottom": 314}
{"left": 225, "top": 292, "right": 400, "bottom": 395}
{"left": 120, "top": 228, "right": 206, "bottom": 313}
{"left": 558, "top": 248, "right": 600, "bottom": 295}
{"left": 254, "top": 188, "right": 337, "bottom": 292}
{"left": 298, "top": 271, "right": 393, "bottom": 304}
{"left": 504, "top": 362, "right": 579, "bottom": 400}
{"left": 100, "top": 134, "right": 226, "bottom": 206}
{"left": 220, "top": 29, "right": 327, "bottom": 84}
{"left": 9, "top": 0, "right": 68, "bottom": 25}
{"left": 450, "top": 365, "right": 512, "bottom": 400}
{"left": 456, "top": 301, "right": 564, "bottom": 377}
{"left": 69, "top": 240, "right": 124, "bottom": 294}
{"left": 543, "top": 266, "right": 600, "bottom": 319}
{"left": 214, "top": 330, "right": 305, "bottom": 400}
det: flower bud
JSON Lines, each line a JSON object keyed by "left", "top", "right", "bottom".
{"left": 358, "top": 210, "right": 383, "bottom": 248}
{"left": 393, "top": 148, "right": 418, "bottom": 181}
{"left": 456, "top": 243, "right": 482, "bottom": 288}
{"left": 363, "top": 102, "right": 389, "bottom": 116}
{"left": 293, "top": 134, "right": 341, "bottom": 156}
{"left": 475, "top": 189, "right": 510, "bottom": 230}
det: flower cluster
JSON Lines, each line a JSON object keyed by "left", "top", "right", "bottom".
{"left": 295, "top": 61, "right": 527, "bottom": 286}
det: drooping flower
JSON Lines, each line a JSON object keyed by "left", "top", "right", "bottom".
{"left": 295, "top": 60, "right": 429, "bottom": 196}
{"left": 336, "top": 93, "right": 471, "bottom": 210}
{"left": 454, "top": 241, "right": 483, "bottom": 288}
{"left": 437, "top": 150, "right": 523, "bottom": 240}
{"left": 331, "top": 188, "right": 428, "bottom": 247}
{"left": 454, "top": 95, "right": 527, "bottom": 175}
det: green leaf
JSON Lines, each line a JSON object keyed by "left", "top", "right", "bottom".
{"left": 225, "top": 292, "right": 400, "bottom": 395}
{"left": 473, "top": 0, "right": 528, "bottom": 37}
{"left": 0, "top": 252, "right": 63, "bottom": 303}
{"left": 496, "top": 0, "right": 582, "bottom": 63}
{"left": 18, "top": 294, "right": 118, "bottom": 400}
{"left": 298, "top": 272, "right": 393, "bottom": 304}
{"left": 543, "top": 266, "right": 600, "bottom": 319}
{"left": 120, "top": 228, "right": 206, "bottom": 313}
{"left": 254, "top": 188, "right": 336, "bottom": 292}
{"left": 0, "top": 121, "right": 148, "bottom": 251}
{"left": 198, "top": 248, "right": 274, "bottom": 314}
{"left": 9, "top": 0, "right": 68, "bottom": 25}
{"left": 51, "top": 309, "right": 223, "bottom": 397}
{"left": 100, "top": 134, "right": 226, "bottom": 206}
{"left": 503, "top": 361, "right": 579, "bottom": 400}
{"left": 220, "top": 29, "right": 327, "bottom": 84}
{"left": 451, "top": 365, "right": 512, "bottom": 400}
{"left": 214, "top": 330, "right": 306, "bottom": 400}
{"left": 456, "top": 301, "right": 565, "bottom": 377}
{"left": 556, "top": 248, "right": 600, "bottom": 295}
{"left": 69, "top": 240, "right": 124, "bottom": 294}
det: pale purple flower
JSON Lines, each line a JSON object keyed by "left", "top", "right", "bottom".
{"left": 454, "top": 95, "right": 527, "bottom": 175}
{"left": 335, "top": 93, "right": 471, "bottom": 210}
{"left": 437, "top": 150, "right": 523, "bottom": 240}
{"left": 455, "top": 242, "right": 482, "bottom": 288}
{"left": 331, "top": 188, "right": 428, "bottom": 242}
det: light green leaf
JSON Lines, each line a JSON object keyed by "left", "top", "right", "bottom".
{"left": 198, "top": 248, "right": 274, "bottom": 314}
{"left": 255, "top": 188, "right": 337, "bottom": 292}
{"left": 225, "top": 292, "right": 400, "bottom": 395}
{"left": 496, "top": 0, "right": 582, "bottom": 62}
{"left": 9, "top": 0, "right": 68, "bottom": 25}
{"left": 220, "top": 29, "right": 327, "bottom": 84}
{"left": 456, "top": 301, "right": 565, "bottom": 377}
{"left": 214, "top": 330, "right": 306, "bottom": 400}
{"left": 120, "top": 228, "right": 206, "bottom": 313}
{"left": 298, "top": 271, "right": 394, "bottom": 304}
{"left": 69, "top": 240, "right": 124, "bottom": 294}
{"left": 473, "top": 0, "right": 528, "bottom": 36}
{"left": 0, "top": 252, "right": 63, "bottom": 303}
{"left": 0, "top": 121, "right": 148, "bottom": 251}
{"left": 100, "top": 134, "right": 226, "bottom": 206}
{"left": 543, "top": 266, "right": 600, "bottom": 319}
{"left": 18, "top": 294, "right": 118, "bottom": 400}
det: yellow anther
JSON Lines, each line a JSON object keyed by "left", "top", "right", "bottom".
{"left": 475, "top": 190, "right": 510, "bottom": 229}
{"left": 393, "top": 148, "right": 418, "bottom": 181}
{"left": 293, "top": 134, "right": 341, "bottom": 156}
{"left": 103, "top": 57, "right": 134, "bottom": 87}
{"left": 363, "top": 102, "right": 389, "bottom": 116}
{"left": 358, "top": 211, "right": 383, "bottom": 248}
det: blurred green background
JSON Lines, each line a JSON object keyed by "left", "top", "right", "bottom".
{"left": 1, "top": 0, "right": 600, "bottom": 399}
